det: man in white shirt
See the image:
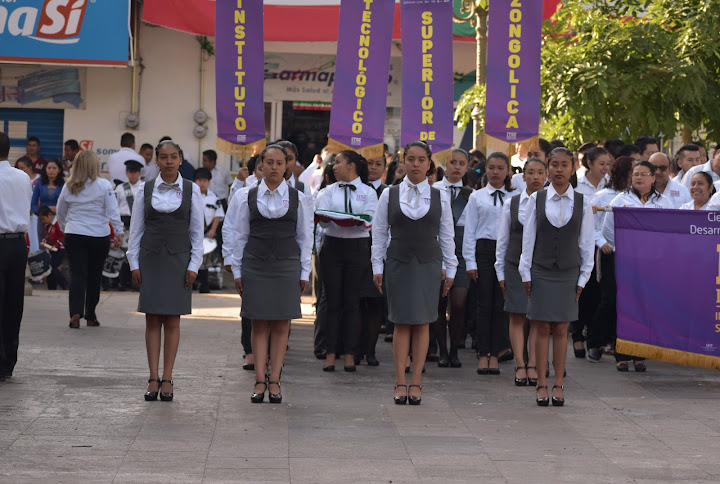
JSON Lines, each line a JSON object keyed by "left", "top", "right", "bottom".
{"left": 202, "top": 149, "right": 234, "bottom": 211}
{"left": 635, "top": 136, "right": 660, "bottom": 162}
{"left": 0, "top": 132, "right": 32, "bottom": 381}
{"left": 107, "top": 133, "right": 146, "bottom": 185}
{"left": 672, "top": 144, "right": 703, "bottom": 184}
{"left": 649, "top": 153, "right": 691, "bottom": 208}
{"left": 682, "top": 149, "right": 720, "bottom": 191}
{"left": 139, "top": 143, "right": 159, "bottom": 181}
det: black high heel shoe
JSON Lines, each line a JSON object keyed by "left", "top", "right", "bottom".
{"left": 551, "top": 385, "right": 565, "bottom": 407}
{"left": 394, "top": 384, "right": 407, "bottom": 405}
{"left": 144, "top": 378, "right": 161, "bottom": 401}
{"left": 159, "top": 379, "right": 173, "bottom": 402}
{"left": 408, "top": 384, "right": 422, "bottom": 405}
{"left": 251, "top": 381, "right": 267, "bottom": 403}
{"left": 536, "top": 385, "right": 549, "bottom": 407}
{"left": 437, "top": 357, "right": 449, "bottom": 368}
{"left": 526, "top": 366, "right": 538, "bottom": 386}
{"left": 514, "top": 367, "right": 528, "bottom": 386}
{"left": 366, "top": 354, "right": 380, "bottom": 366}
{"left": 477, "top": 356, "right": 489, "bottom": 375}
{"left": 268, "top": 381, "right": 282, "bottom": 404}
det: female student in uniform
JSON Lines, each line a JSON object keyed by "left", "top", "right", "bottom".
{"left": 463, "top": 152, "right": 519, "bottom": 375}
{"left": 680, "top": 172, "right": 716, "bottom": 210}
{"left": 495, "top": 158, "right": 546, "bottom": 386}
{"left": 603, "top": 161, "right": 674, "bottom": 372}
{"left": 127, "top": 140, "right": 204, "bottom": 402}
{"left": 371, "top": 141, "right": 458, "bottom": 405}
{"left": 432, "top": 149, "right": 473, "bottom": 368}
{"left": 316, "top": 151, "right": 378, "bottom": 372}
{"left": 229, "top": 144, "right": 313, "bottom": 403}
{"left": 519, "top": 148, "right": 595, "bottom": 406}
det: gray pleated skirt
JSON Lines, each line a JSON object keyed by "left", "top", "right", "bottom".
{"left": 527, "top": 266, "right": 580, "bottom": 323}
{"left": 138, "top": 246, "right": 192, "bottom": 315}
{"left": 453, "top": 254, "right": 470, "bottom": 289}
{"left": 385, "top": 256, "right": 442, "bottom": 325}
{"left": 503, "top": 261, "right": 528, "bottom": 314}
{"left": 240, "top": 253, "right": 302, "bottom": 320}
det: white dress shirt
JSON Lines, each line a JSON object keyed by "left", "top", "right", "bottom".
{"left": 494, "top": 189, "right": 531, "bottom": 281}
{"left": 589, "top": 188, "right": 619, "bottom": 249}
{"left": 511, "top": 172, "right": 526, "bottom": 193}
{"left": 0, "top": 160, "right": 32, "bottom": 233}
{"left": 143, "top": 162, "right": 160, "bottom": 181}
{"left": 679, "top": 200, "right": 710, "bottom": 210}
{"left": 707, "top": 191, "right": 720, "bottom": 210}
{"left": 115, "top": 180, "right": 143, "bottom": 217}
{"left": 56, "top": 177, "right": 123, "bottom": 237}
{"left": 659, "top": 178, "right": 691, "bottom": 208}
{"left": 210, "top": 164, "right": 233, "bottom": 200}
{"left": 229, "top": 179, "right": 313, "bottom": 281}
{"left": 298, "top": 158, "right": 325, "bottom": 193}
{"left": 222, "top": 184, "right": 250, "bottom": 266}
{"left": 433, "top": 178, "right": 466, "bottom": 202}
{"left": 201, "top": 190, "right": 225, "bottom": 229}
{"left": 575, "top": 173, "right": 607, "bottom": 198}
{"left": 369, "top": 178, "right": 384, "bottom": 191}
{"left": 371, "top": 179, "right": 458, "bottom": 278}
{"left": 461, "top": 185, "right": 520, "bottom": 271}
{"left": 108, "top": 147, "right": 146, "bottom": 183}
{"left": 682, "top": 160, "right": 720, "bottom": 190}
{"left": 519, "top": 185, "right": 595, "bottom": 288}
{"left": 126, "top": 174, "right": 204, "bottom": 273}
{"left": 317, "top": 177, "right": 378, "bottom": 239}
{"left": 602, "top": 191, "right": 674, "bottom": 251}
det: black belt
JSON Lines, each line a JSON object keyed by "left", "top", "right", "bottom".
{"left": 0, "top": 232, "right": 24, "bottom": 239}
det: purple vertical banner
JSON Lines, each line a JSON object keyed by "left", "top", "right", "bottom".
{"left": 485, "top": 0, "right": 542, "bottom": 147}
{"left": 614, "top": 208, "right": 720, "bottom": 370}
{"left": 400, "top": 0, "right": 453, "bottom": 164}
{"left": 215, "top": 0, "right": 266, "bottom": 158}
{"left": 328, "top": 0, "right": 395, "bottom": 159}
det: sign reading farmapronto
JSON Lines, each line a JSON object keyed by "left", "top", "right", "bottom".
{"left": 0, "top": 0, "right": 130, "bottom": 66}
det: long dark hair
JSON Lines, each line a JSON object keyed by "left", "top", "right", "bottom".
{"left": 630, "top": 160, "right": 659, "bottom": 202}
{"left": 318, "top": 162, "right": 337, "bottom": 191}
{"left": 385, "top": 159, "right": 400, "bottom": 185}
{"left": 338, "top": 150, "right": 369, "bottom": 184}
{"left": 486, "top": 152, "right": 514, "bottom": 191}
{"left": 40, "top": 158, "right": 65, "bottom": 186}
{"left": 608, "top": 156, "right": 634, "bottom": 192}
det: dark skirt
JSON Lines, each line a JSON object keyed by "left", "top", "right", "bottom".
{"left": 385, "top": 256, "right": 442, "bottom": 325}
{"left": 138, "top": 246, "right": 192, "bottom": 315}
{"left": 527, "top": 266, "right": 580, "bottom": 322}
{"left": 452, "top": 254, "right": 470, "bottom": 289}
{"left": 240, "top": 253, "right": 302, "bottom": 321}
{"left": 503, "top": 261, "right": 528, "bottom": 314}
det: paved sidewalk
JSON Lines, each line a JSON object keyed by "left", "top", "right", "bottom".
{"left": 1, "top": 290, "right": 720, "bottom": 483}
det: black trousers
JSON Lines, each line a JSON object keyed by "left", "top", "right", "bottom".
{"left": 65, "top": 234, "right": 110, "bottom": 320}
{"left": 474, "top": 239, "right": 506, "bottom": 357}
{"left": 313, "top": 254, "right": 327, "bottom": 355}
{"left": 591, "top": 251, "right": 618, "bottom": 351}
{"left": 582, "top": 253, "right": 603, "bottom": 349}
{"left": 241, "top": 317, "right": 252, "bottom": 355}
{"left": 47, "top": 249, "right": 68, "bottom": 290}
{"left": 0, "top": 237, "right": 28, "bottom": 376}
{"left": 319, "top": 236, "right": 369, "bottom": 356}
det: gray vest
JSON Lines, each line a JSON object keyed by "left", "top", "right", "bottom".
{"left": 387, "top": 185, "right": 442, "bottom": 263}
{"left": 532, "top": 190, "right": 583, "bottom": 271}
{"left": 140, "top": 178, "right": 192, "bottom": 255}
{"left": 243, "top": 186, "right": 300, "bottom": 260}
{"left": 450, "top": 186, "right": 472, "bottom": 256}
{"left": 505, "top": 194, "right": 524, "bottom": 264}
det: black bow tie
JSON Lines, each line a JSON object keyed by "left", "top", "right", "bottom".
{"left": 340, "top": 183, "right": 356, "bottom": 213}
{"left": 492, "top": 190, "right": 505, "bottom": 206}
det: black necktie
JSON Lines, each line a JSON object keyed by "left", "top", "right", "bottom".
{"left": 492, "top": 190, "right": 505, "bottom": 206}
{"left": 340, "top": 183, "right": 356, "bottom": 213}
{"left": 450, "top": 186, "right": 460, "bottom": 201}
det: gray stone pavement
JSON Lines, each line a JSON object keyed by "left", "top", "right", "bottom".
{"left": 1, "top": 290, "right": 720, "bottom": 483}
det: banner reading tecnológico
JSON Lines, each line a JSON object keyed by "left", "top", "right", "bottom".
{"left": 0, "top": 0, "right": 130, "bottom": 66}
{"left": 215, "top": 0, "right": 265, "bottom": 158}
{"left": 327, "top": 0, "right": 395, "bottom": 158}
{"left": 614, "top": 208, "right": 720, "bottom": 370}
{"left": 400, "top": 0, "right": 453, "bottom": 164}
{"left": 484, "top": 0, "right": 542, "bottom": 151}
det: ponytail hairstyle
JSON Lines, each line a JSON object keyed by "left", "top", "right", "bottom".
{"left": 584, "top": 146, "right": 610, "bottom": 169}
{"left": 695, "top": 171, "right": 717, "bottom": 197}
{"left": 486, "top": 152, "right": 514, "bottom": 192}
{"left": 260, "top": 144, "right": 289, "bottom": 163}
{"left": 338, "top": 150, "right": 370, "bottom": 184}
{"left": 452, "top": 148, "right": 471, "bottom": 186}
{"left": 630, "top": 160, "right": 659, "bottom": 202}
{"left": 608, "top": 156, "right": 634, "bottom": 192}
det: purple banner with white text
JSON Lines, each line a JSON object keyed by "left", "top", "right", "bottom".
{"left": 485, "top": 0, "right": 542, "bottom": 147}
{"left": 400, "top": 0, "right": 453, "bottom": 164}
{"left": 328, "top": 0, "right": 395, "bottom": 158}
{"left": 614, "top": 208, "right": 720, "bottom": 370}
{"left": 215, "top": 0, "right": 265, "bottom": 158}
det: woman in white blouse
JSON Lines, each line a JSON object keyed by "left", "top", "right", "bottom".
{"left": 230, "top": 145, "right": 313, "bottom": 403}
{"left": 680, "top": 172, "right": 716, "bottom": 210}
{"left": 56, "top": 151, "right": 123, "bottom": 329}
{"left": 372, "top": 141, "right": 457, "bottom": 405}
{"left": 603, "top": 160, "right": 673, "bottom": 373}
{"left": 127, "top": 140, "right": 204, "bottom": 402}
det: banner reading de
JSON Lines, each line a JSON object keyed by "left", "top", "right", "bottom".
{"left": 484, "top": 0, "right": 542, "bottom": 148}
{"left": 614, "top": 208, "right": 720, "bottom": 370}
{"left": 400, "top": 0, "right": 453, "bottom": 164}
{"left": 327, "top": 0, "right": 395, "bottom": 158}
{"left": 215, "top": 0, "right": 265, "bottom": 158}
{"left": 0, "top": 0, "right": 130, "bottom": 66}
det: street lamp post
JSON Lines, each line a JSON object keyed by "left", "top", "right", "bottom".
{"left": 453, "top": 0, "right": 488, "bottom": 152}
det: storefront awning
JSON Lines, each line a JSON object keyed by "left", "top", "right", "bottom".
{"left": 142, "top": 0, "right": 562, "bottom": 42}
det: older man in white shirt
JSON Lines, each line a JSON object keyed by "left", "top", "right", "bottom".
{"left": 649, "top": 153, "right": 691, "bottom": 208}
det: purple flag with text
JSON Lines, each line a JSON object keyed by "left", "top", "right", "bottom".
{"left": 614, "top": 208, "right": 720, "bottom": 370}
{"left": 400, "top": 0, "right": 453, "bottom": 164}
{"left": 328, "top": 0, "right": 395, "bottom": 158}
{"left": 484, "top": 0, "right": 542, "bottom": 154}
{"left": 215, "top": 0, "right": 265, "bottom": 158}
